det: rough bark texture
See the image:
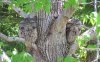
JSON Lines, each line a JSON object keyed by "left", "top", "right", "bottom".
{"left": 19, "top": 17, "right": 81, "bottom": 62}
{"left": 1, "top": 0, "right": 99, "bottom": 62}
{"left": 18, "top": 1, "right": 80, "bottom": 62}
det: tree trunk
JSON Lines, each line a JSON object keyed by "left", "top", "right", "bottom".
{"left": 19, "top": 1, "right": 79, "bottom": 62}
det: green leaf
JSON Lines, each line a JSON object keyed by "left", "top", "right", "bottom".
{"left": 64, "top": 55, "right": 78, "bottom": 62}
{"left": 57, "top": 56, "right": 63, "bottom": 62}
{"left": 3, "top": 60, "right": 8, "bottom": 62}
{"left": 90, "top": 19, "right": 95, "bottom": 25}
{"left": 34, "top": 1, "right": 43, "bottom": 12}
{"left": 77, "top": 34, "right": 90, "bottom": 46}
{"left": 77, "top": 37, "right": 84, "bottom": 46}
{"left": 63, "top": 0, "right": 78, "bottom": 8}
{"left": 80, "top": 0, "right": 86, "bottom": 7}
{"left": 81, "top": 0, "right": 86, "bottom": 3}
{"left": 12, "top": 52, "right": 34, "bottom": 62}
{"left": 8, "top": 5, "right": 13, "bottom": 10}
{"left": 97, "top": 12, "right": 100, "bottom": 24}
{"left": 0, "top": 42, "right": 4, "bottom": 46}
{"left": 87, "top": 44, "right": 96, "bottom": 48}
{"left": 96, "top": 12, "right": 100, "bottom": 34}
{"left": 63, "top": 1, "right": 70, "bottom": 8}
{"left": 89, "top": 12, "right": 96, "bottom": 25}
{"left": 0, "top": 49, "right": 3, "bottom": 54}
{"left": 76, "top": 37, "right": 83, "bottom": 46}
{"left": 79, "top": 48, "right": 86, "bottom": 58}
{"left": 83, "top": 16, "right": 87, "bottom": 24}
{"left": 96, "top": 25, "right": 100, "bottom": 33}
{"left": 44, "top": 2, "right": 51, "bottom": 13}
{"left": 24, "top": 3, "right": 32, "bottom": 12}
{"left": 70, "top": 0, "right": 78, "bottom": 4}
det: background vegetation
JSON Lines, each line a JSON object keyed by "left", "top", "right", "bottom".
{"left": 0, "top": 0, "right": 100, "bottom": 62}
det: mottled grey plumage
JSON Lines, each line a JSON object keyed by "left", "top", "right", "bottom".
{"left": 19, "top": 17, "right": 37, "bottom": 41}
{"left": 66, "top": 18, "right": 82, "bottom": 45}
{"left": 19, "top": 18, "right": 37, "bottom": 55}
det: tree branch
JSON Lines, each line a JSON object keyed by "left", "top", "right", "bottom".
{"left": 51, "top": 0, "right": 82, "bottom": 34}
{"left": 12, "top": 6, "right": 28, "bottom": 18}
{"left": 69, "top": 27, "right": 97, "bottom": 55}
{"left": 2, "top": 0, "right": 28, "bottom": 18}
{"left": 79, "top": 27, "right": 96, "bottom": 42}
{"left": 0, "top": 32, "right": 25, "bottom": 42}
{"left": 51, "top": 6, "right": 76, "bottom": 34}
{"left": 80, "top": 1, "right": 100, "bottom": 5}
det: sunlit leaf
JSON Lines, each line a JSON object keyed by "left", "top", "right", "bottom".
{"left": 79, "top": 48, "right": 86, "bottom": 58}
{"left": 0, "top": 42, "right": 4, "bottom": 46}
{"left": 0, "top": 49, "right": 3, "bottom": 54}
{"left": 64, "top": 55, "right": 78, "bottom": 62}
{"left": 87, "top": 44, "right": 96, "bottom": 48}
{"left": 23, "top": 3, "right": 32, "bottom": 12}
{"left": 70, "top": 0, "right": 78, "bottom": 4}
{"left": 63, "top": 0, "right": 78, "bottom": 8}
{"left": 12, "top": 52, "right": 34, "bottom": 62}
{"left": 63, "top": 1, "right": 70, "bottom": 8}
{"left": 97, "top": 12, "right": 100, "bottom": 24}
{"left": 90, "top": 19, "right": 95, "bottom": 25}
{"left": 8, "top": 5, "right": 13, "bottom": 10}
{"left": 96, "top": 25, "right": 100, "bottom": 33}
{"left": 77, "top": 37, "right": 84, "bottom": 46}
{"left": 44, "top": 2, "right": 51, "bottom": 13}
{"left": 34, "top": 1, "right": 43, "bottom": 12}
{"left": 81, "top": 0, "right": 86, "bottom": 3}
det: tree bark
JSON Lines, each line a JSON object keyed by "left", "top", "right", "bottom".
{"left": 17, "top": 2, "right": 75, "bottom": 62}
{"left": 1, "top": 0, "right": 82, "bottom": 62}
{"left": 1, "top": 0, "right": 84, "bottom": 62}
{"left": 1, "top": 0, "right": 98, "bottom": 61}
{"left": 19, "top": 14, "right": 81, "bottom": 62}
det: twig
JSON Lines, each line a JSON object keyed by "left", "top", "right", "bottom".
{"left": 80, "top": 1, "right": 100, "bottom": 5}
{"left": 84, "top": 48, "right": 100, "bottom": 51}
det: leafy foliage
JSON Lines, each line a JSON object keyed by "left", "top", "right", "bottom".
{"left": 12, "top": 52, "right": 34, "bottom": 62}
{"left": 64, "top": 55, "right": 78, "bottom": 62}
{"left": 96, "top": 12, "right": 100, "bottom": 37}
{"left": 63, "top": 0, "right": 78, "bottom": 9}
{"left": 87, "top": 44, "right": 96, "bottom": 48}
{"left": 0, "top": 0, "right": 100, "bottom": 62}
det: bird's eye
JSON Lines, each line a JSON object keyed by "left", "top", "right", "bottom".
{"left": 21, "top": 27, "right": 24, "bottom": 29}
{"left": 32, "top": 27, "right": 35, "bottom": 29}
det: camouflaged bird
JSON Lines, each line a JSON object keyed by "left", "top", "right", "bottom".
{"left": 19, "top": 17, "right": 37, "bottom": 55}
